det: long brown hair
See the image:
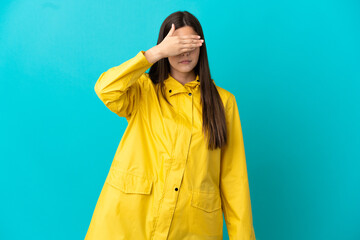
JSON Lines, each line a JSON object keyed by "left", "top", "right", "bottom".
{"left": 148, "top": 11, "right": 227, "bottom": 150}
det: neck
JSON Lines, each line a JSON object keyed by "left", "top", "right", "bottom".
{"left": 170, "top": 69, "right": 196, "bottom": 85}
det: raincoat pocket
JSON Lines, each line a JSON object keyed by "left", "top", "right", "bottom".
{"left": 105, "top": 168, "right": 153, "bottom": 195}
{"left": 191, "top": 191, "right": 222, "bottom": 213}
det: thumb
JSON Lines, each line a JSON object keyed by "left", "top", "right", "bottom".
{"left": 166, "top": 23, "right": 175, "bottom": 37}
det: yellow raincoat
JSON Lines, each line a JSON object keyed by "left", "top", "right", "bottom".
{"left": 85, "top": 50, "right": 256, "bottom": 240}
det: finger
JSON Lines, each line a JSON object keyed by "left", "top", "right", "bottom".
{"left": 180, "top": 39, "right": 204, "bottom": 44}
{"left": 180, "top": 48, "right": 196, "bottom": 53}
{"left": 166, "top": 23, "right": 175, "bottom": 37}
{"left": 181, "top": 43, "right": 203, "bottom": 49}
{"left": 179, "top": 35, "right": 201, "bottom": 39}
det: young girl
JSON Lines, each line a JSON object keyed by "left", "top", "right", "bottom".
{"left": 85, "top": 11, "right": 256, "bottom": 240}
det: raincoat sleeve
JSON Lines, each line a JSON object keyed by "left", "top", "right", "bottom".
{"left": 220, "top": 94, "right": 256, "bottom": 240}
{"left": 94, "top": 50, "right": 154, "bottom": 119}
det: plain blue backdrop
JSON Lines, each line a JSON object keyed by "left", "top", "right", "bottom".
{"left": 1, "top": 0, "right": 359, "bottom": 239}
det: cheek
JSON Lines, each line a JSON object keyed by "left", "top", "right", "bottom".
{"left": 168, "top": 57, "right": 179, "bottom": 66}
{"left": 194, "top": 48, "right": 200, "bottom": 58}
{"left": 190, "top": 49, "right": 200, "bottom": 62}
{"left": 192, "top": 51, "right": 200, "bottom": 63}
{"left": 168, "top": 57, "right": 181, "bottom": 70}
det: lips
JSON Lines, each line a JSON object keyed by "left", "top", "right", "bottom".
{"left": 179, "top": 60, "right": 191, "bottom": 64}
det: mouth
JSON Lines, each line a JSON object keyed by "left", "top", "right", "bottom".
{"left": 179, "top": 60, "right": 192, "bottom": 64}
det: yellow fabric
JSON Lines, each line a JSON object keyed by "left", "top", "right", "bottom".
{"left": 85, "top": 50, "right": 256, "bottom": 240}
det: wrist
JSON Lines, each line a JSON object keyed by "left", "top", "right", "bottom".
{"left": 145, "top": 46, "right": 163, "bottom": 64}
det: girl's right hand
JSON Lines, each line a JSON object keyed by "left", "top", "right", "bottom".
{"left": 157, "top": 23, "right": 204, "bottom": 58}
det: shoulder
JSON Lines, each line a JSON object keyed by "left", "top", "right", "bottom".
{"left": 214, "top": 81, "right": 236, "bottom": 111}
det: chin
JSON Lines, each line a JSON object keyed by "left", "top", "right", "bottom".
{"left": 176, "top": 65, "right": 195, "bottom": 73}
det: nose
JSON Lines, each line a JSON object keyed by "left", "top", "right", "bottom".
{"left": 181, "top": 51, "right": 190, "bottom": 56}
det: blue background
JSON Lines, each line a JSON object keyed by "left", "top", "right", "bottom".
{"left": 1, "top": 0, "right": 359, "bottom": 239}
